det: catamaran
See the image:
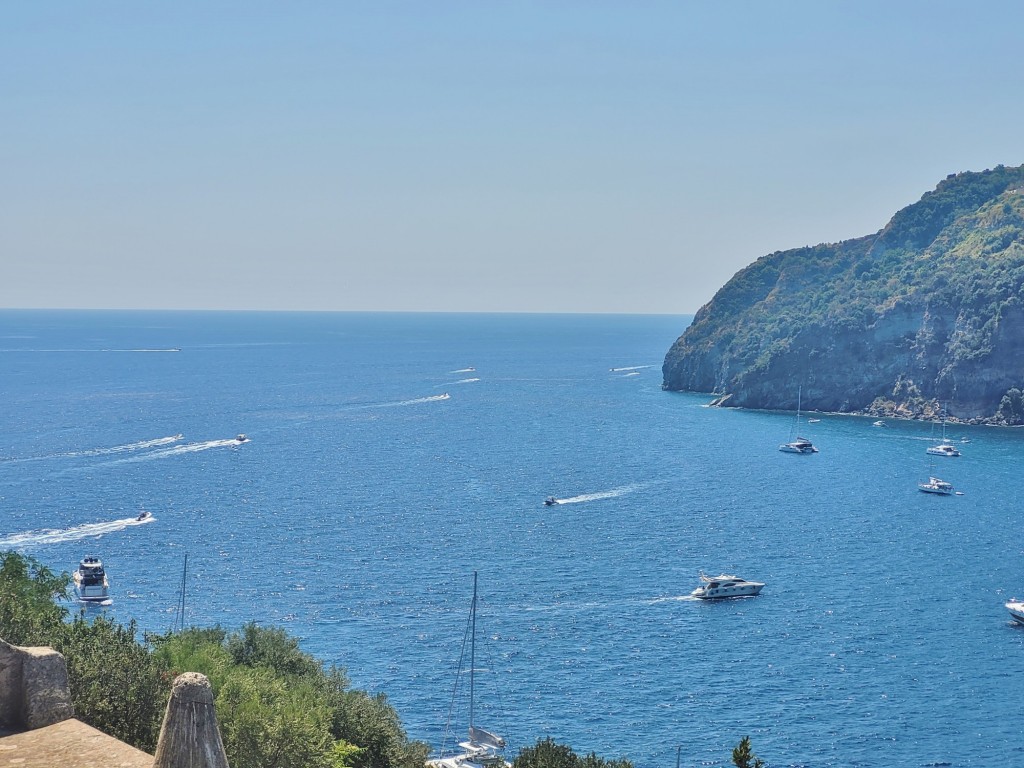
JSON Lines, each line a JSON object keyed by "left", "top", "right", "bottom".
{"left": 779, "top": 386, "right": 818, "bottom": 454}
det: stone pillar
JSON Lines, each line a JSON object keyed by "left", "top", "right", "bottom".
{"left": 0, "top": 639, "right": 74, "bottom": 731}
{"left": 153, "top": 672, "right": 230, "bottom": 768}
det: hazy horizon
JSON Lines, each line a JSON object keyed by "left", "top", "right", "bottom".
{"left": 4, "top": 2, "right": 1023, "bottom": 315}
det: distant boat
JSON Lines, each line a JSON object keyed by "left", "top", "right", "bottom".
{"left": 779, "top": 386, "right": 818, "bottom": 454}
{"left": 136, "top": 510, "right": 152, "bottom": 521}
{"left": 691, "top": 573, "right": 764, "bottom": 600}
{"left": 74, "top": 556, "right": 111, "bottom": 605}
{"left": 544, "top": 496, "right": 558, "bottom": 506}
{"left": 235, "top": 434, "right": 249, "bottom": 444}
{"left": 427, "top": 573, "right": 506, "bottom": 768}
{"left": 873, "top": 420, "right": 886, "bottom": 427}
{"left": 807, "top": 418, "right": 821, "bottom": 423}
{"left": 1007, "top": 600, "right": 1024, "bottom": 625}
{"left": 926, "top": 407, "right": 961, "bottom": 457}
{"left": 918, "top": 476, "right": 954, "bottom": 495}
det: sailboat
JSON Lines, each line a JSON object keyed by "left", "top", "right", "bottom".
{"left": 428, "top": 572, "right": 506, "bottom": 768}
{"left": 926, "top": 405, "right": 961, "bottom": 457}
{"left": 779, "top": 386, "right": 818, "bottom": 454}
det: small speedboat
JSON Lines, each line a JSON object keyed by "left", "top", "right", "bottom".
{"left": 235, "top": 434, "right": 249, "bottom": 444}
{"left": 779, "top": 437, "right": 818, "bottom": 454}
{"left": 807, "top": 418, "right": 821, "bottom": 423}
{"left": 1007, "top": 600, "right": 1024, "bottom": 625}
{"left": 135, "top": 510, "right": 152, "bottom": 521}
{"left": 544, "top": 496, "right": 558, "bottom": 506}
{"left": 873, "top": 420, "right": 886, "bottom": 427}
{"left": 691, "top": 573, "right": 764, "bottom": 600}
{"left": 918, "top": 476, "right": 954, "bottom": 495}
{"left": 926, "top": 442, "right": 961, "bottom": 457}
{"left": 74, "top": 556, "right": 111, "bottom": 604}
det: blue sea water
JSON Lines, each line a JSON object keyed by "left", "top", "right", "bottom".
{"left": 2, "top": 309, "right": 1023, "bottom": 768}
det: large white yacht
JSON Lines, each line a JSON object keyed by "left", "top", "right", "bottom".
{"left": 1006, "top": 600, "right": 1024, "bottom": 625}
{"left": 691, "top": 573, "right": 765, "bottom": 600}
{"left": 73, "top": 556, "right": 111, "bottom": 604}
{"left": 926, "top": 442, "right": 961, "bottom": 457}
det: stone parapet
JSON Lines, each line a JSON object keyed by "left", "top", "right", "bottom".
{"left": 0, "top": 639, "right": 74, "bottom": 731}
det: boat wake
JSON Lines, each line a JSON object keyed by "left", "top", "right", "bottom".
{"left": 0, "top": 515, "right": 156, "bottom": 548}
{"left": 109, "top": 438, "right": 245, "bottom": 464}
{"left": 449, "top": 367, "right": 476, "bottom": 373}
{"left": 549, "top": 484, "right": 644, "bottom": 505}
{"left": 455, "top": 378, "right": 480, "bottom": 384}
{"left": 609, "top": 365, "right": 652, "bottom": 372}
{"left": 367, "top": 393, "right": 451, "bottom": 408}
{"left": 68, "top": 435, "right": 184, "bottom": 457}
{"left": 2, "top": 435, "right": 185, "bottom": 464}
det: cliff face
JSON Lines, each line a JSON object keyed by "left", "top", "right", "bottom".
{"left": 662, "top": 165, "right": 1024, "bottom": 423}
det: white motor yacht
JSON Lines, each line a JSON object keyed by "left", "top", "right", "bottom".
{"left": 691, "top": 573, "right": 765, "bottom": 600}
{"left": 926, "top": 443, "right": 961, "bottom": 457}
{"left": 918, "top": 476, "right": 954, "bottom": 495}
{"left": 74, "top": 556, "right": 111, "bottom": 604}
{"left": 1006, "top": 600, "right": 1024, "bottom": 625}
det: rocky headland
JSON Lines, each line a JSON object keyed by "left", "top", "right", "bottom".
{"left": 662, "top": 164, "right": 1024, "bottom": 424}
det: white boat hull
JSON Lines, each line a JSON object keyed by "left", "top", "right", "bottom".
{"left": 1007, "top": 601, "right": 1024, "bottom": 625}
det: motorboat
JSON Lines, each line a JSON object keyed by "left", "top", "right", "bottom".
{"left": 691, "top": 573, "right": 764, "bottom": 600}
{"left": 779, "top": 437, "right": 818, "bottom": 454}
{"left": 918, "top": 476, "right": 954, "bottom": 495}
{"left": 73, "top": 556, "right": 111, "bottom": 604}
{"left": 135, "top": 510, "right": 152, "bottom": 521}
{"left": 1006, "top": 600, "right": 1024, "bottom": 625}
{"left": 235, "top": 434, "right": 249, "bottom": 444}
{"left": 544, "top": 496, "right": 558, "bottom": 506}
{"left": 427, "top": 573, "right": 506, "bottom": 768}
{"left": 873, "top": 420, "right": 886, "bottom": 427}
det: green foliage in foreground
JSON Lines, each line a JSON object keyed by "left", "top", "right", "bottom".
{"left": 513, "top": 737, "right": 633, "bottom": 768}
{"left": 731, "top": 737, "right": 765, "bottom": 768}
{"left": 2, "top": 551, "right": 752, "bottom": 768}
{"left": 0, "top": 551, "right": 428, "bottom": 768}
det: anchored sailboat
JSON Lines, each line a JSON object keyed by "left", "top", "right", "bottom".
{"left": 926, "top": 405, "right": 961, "bottom": 457}
{"left": 779, "top": 386, "right": 818, "bottom": 454}
{"left": 428, "top": 573, "right": 506, "bottom": 768}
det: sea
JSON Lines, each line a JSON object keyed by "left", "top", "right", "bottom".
{"left": 1, "top": 309, "right": 1022, "bottom": 768}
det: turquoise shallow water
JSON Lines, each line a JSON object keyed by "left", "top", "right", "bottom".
{"left": 1, "top": 309, "right": 1023, "bottom": 767}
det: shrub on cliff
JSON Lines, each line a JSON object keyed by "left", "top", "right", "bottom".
{"left": 513, "top": 737, "right": 633, "bottom": 768}
{"left": 154, "top": 623, "right": 430, "bottom": 768}
{"left": 0, "top": 552, "right": 167, "bottom": 750}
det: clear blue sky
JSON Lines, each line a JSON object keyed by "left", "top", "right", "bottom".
{"left": 3, "top": 2, "right": 1022, "bottom": 313}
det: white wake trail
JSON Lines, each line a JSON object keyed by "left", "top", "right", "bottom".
{"left": 110, "top": 438, "right": 243, "bottom": 464}
{"left": 551, "top": 484, "right": 644, "bottom": 505}
{"left": 0, "top": 515, "right": 156, "bottom": 548}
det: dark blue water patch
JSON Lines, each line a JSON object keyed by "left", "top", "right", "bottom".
{"left": 1, "top": 309, "right": 1022, "bottom": 768}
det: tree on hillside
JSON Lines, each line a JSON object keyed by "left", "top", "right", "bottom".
{"left": 513, "top": 737, "right": 633, "bottom": 768}
{"left": 731, "top": 736, "right": 764, "bottom": 768}
{"left": 0, "top": 550, "right": 69, "bottom": 645}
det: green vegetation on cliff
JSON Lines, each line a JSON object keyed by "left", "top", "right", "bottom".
{"left": 662, "top": 164, "right": 1024, "bottom": 421}
{"left": 0, "top": 551, "right": 427, "bottom": 768}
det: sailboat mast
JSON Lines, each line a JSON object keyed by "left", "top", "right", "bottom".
{"left": 469, "top": 570, "right": 477, "bottom": 732}
{"left": 178, "top": 553, "right": 188, "bottom": 632}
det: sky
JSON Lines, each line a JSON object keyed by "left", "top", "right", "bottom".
{"left": 3, "top": 1, "right": 1023, "bottom": 314}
